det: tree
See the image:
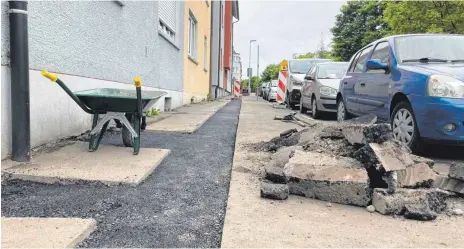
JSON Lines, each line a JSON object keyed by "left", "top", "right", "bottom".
{"left": 296, "top": 52, "right": 316, "bottom": 59}
{"left": 241, "top": 76, "right": 262, "bottom": 92}
{"left": 331, "top": 1, "right": 390, "bottom": 61}
{"left": 261, "top": 64, "right": 280, "bottom": 82}
{"left": 384, "top": 1, "right": 464, "bottom": 34}
{"left": 315, "top": 36, "right": 333, "bottom": 59}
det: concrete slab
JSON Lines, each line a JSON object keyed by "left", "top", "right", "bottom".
{"left": 369, "top": 141, "right": 413, "bottom": 171}
{"left": 397, "top": 162, "right": 436, "bottom": 188}
{"left": 449, "top": 162, "right": 464, "bottom": 181}
{"left": 2, "top": 142, "right": 169, "bottom": 186}
{"left": 145, "top": 100, "right": 229, "bottom": 133}
{"left": 1, "top": 217, "right": 96, "bottom": 248}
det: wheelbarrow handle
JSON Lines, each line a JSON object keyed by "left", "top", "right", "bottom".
{"left": 41, "top": 70, "right": 94, "bottom": 114}
{"left": 134, "top": 76, "right": 142, "bottom": 115}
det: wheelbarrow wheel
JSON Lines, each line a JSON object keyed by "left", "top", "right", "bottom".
{"left": 122, "top": 114, "right": 135, "bottom": 147}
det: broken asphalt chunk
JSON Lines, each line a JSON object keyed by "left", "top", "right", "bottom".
{"left": 403, "top": 204, "right": 437, "bottom": 221}
{"left": 260, "top": 181, "right": 289, "bottom": 200}
{"left": 283, "top": 151, "right": 370, "bottom": 206}
{"left": 344, "top": 114, "right": 377, "bottom": 125}
{"left": 396, "top": 162, "right": 437, "bottom": 188}
{"left": 434, "top": 175, "right": 464, "bottom": 195}
{"left": 449, "top": 162, "right": 464, "bottom": 181}
{"left": 368, "top": 141, "right": 414, "bottom": 172}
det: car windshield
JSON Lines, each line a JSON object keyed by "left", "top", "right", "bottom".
{"left": 317, "top": 63, "right": 349, "bottom": 79}
{"left": 395, "top": 35, "right": 464, "bottom": 63}
{"left": 270, "top": 80, "right": 278, "bottom": 87}
{"left": 289, "top": 60, "right": 330, "bottom": 74}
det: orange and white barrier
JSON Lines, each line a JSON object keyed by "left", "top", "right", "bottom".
{"left": 277, "top": 60, "right": 288, "bottom": 103}
{"left": 234, "top": 80, "right": 241, "bottom": 98}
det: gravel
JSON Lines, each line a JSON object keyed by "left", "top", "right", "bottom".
{"left": 1, "top": 100, "right": 241, "bottom": 248}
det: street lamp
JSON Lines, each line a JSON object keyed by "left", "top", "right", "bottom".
{"left": 248, "top": 39, "right": 256, "bottom": 93}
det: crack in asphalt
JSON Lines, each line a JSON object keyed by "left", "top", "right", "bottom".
{"left": 1, "top": 100, "right": 241, "bottom": 248}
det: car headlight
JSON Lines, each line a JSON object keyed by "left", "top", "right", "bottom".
{"left": 428, "top": 75, "right": 464, "bottom": 99}
{"left": 290, "top": 75, "right": 303, "bottom": 85}
{"left": 320, "top": 86, "right": 338, "bottom": 96}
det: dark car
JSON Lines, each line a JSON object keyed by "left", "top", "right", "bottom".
{"left": 337, "top": 34, "right": 464, "bottom": 152}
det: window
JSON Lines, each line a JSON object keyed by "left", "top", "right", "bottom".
{"left": 159, "top": 1, "right": 177, "bottom": 41}
{"left": 204, "top": 36, "right": 207, "bottom": 70}
{"left": 188, "top": 11, "right": 197, "bottom": 59}
{"left": 348, "top": 52, "right": 361, "bottom": 72}
{"left": 353, "top": 46, "right": 372, "bottom": 73}
{"left": 369, "top": 42, "right": 391, "bottom": 73}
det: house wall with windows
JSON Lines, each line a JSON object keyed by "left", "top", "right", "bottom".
{"left": 182, "top": 0, "right": 211, "bottom": 104}
{"left": 232, "top": 51, "right": 242, "bottom": 83}
{"left": 1, "top": 1, "right": 185, "bottom": 159}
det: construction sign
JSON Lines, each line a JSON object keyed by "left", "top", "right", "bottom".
{"left": 277, "top": 60, "right": 288, "bottom": 103}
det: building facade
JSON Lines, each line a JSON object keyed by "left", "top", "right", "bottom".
{"left": 1, "top": 1, "right": 185, "bottom": 159}
{"left": 209, "top": 0, "right": 239, "bottom": 99}
{"left": 232, "top": 50, "right": 242, "bottom": 83}
{"left": 182, "top": 0, "right": 211, "bottom": 104}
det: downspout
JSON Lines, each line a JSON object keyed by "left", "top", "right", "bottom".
{"left": 9, "top": 1, "right": 30, "bottom": 162}
{"left": 208, "top": 0, "right": 214, "bottom": 100}
{"left": 215, "top": 0, "right": 224, "bottom": 99}
{"left": 232, "top": 19, "right": 238, "bottom": 94}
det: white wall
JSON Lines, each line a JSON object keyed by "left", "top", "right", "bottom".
{"left": 1, "top": 67, "right": 182, "bottom": 159}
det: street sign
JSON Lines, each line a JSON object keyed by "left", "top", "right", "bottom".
{"left": 280, "top": 60, "right": 288, "bottom": 71}
{"left": 247, "top": 68, "right": 252, "bottom": 77}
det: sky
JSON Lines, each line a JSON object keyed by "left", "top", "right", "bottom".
{"left": 233, "top": 0, "right": 346, "bottom": 79}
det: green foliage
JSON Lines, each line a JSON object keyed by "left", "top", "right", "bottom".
{"left": 261, "top": 64, "right": 280, "bottom": 82}
{"left": 331, "top": 0, "right": 390, "bottom": 61}
{"left": 384, "top": 1, "right": 464, "bottom": 34}
{"left": 296, "top": 37, "right": 334, "bottom": 60}
{"left": 296, "top": 52, "right": 316, "bottom": 59}
{"left": 241, "top": 76, "right": 262, "bottom": 92}
{"left": 144, "top": 108, "right": 161, "bottom": 117}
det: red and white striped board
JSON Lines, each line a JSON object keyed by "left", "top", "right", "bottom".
{"left": 234, "top": 80, "right": 241, "bottom": 98}
{"left": 276, "top": 71, "right": 288, "bottom": 103}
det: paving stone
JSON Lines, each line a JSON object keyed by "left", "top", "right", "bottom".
{"left": 372, "top": 188, "right": 450, "bottom": 215}
{"left": 260, "top": 181, "right": 289, "bottom": 200}
{"left": 397, "top": 162, "right": 437, "bottom": 188}
{"left": 368, "top": 141, "right": 413, "bottom": 172}
{"left": 283, "top": 151, "right": 370, "bottom": 206}
{"left": 264, "top": 165, "right": 286, "bottom": 184}
{"left": 410, "top": 154, "right": 435, "bottom": 168}
{"left": 1, "top": 217, "right": 97, "bottom": 248}
{"left": 434, "top": 175, "right": 464, "bottom": 195}
{"left": 403, "top": 204, "right": 437, "bottom": 221}
{"left": 449, "top": 162, "right": 464, "bottom": 181}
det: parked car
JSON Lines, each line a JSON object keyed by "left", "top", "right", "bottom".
{"left": 263, "top": 82, "right": 271, "bottom": 100}
{"left": 286, "top": 58, "right": 333, "bottom": 109}
{"left": 259, "top": 83, "right": 267, "bottom": 97}
{"left": 266, "top": 80, "right": 279, "bottom": 102}
{"left": 301, "top": 62, "right": 349, "bottom": 118}
{"left": 337, "top": 34, "right": 464, "bottom": 153}
{"left": 242, "top": 88, "right": 249, "bottom": 96}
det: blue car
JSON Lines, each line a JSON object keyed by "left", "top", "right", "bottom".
{"left": 337, "top": 34, "right": 464, "bottom": 153}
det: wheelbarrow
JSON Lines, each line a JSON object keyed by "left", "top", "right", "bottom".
{"left": 41, "top": 70, "right": 167, "bottom": 155}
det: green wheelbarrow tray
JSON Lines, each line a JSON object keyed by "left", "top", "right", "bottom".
{"left": 74, "top": 88, "right": 167, "bottom": 113}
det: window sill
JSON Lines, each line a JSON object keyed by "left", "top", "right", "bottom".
{"left": 188, "top": 55, "right": 199, "bottom": 65}
{"left": 158, "top": 31, "right": 180, "bottom": 50}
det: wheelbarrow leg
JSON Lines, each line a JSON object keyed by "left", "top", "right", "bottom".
{"left": 89, "top": 113, "right": 99, "bottom": 152}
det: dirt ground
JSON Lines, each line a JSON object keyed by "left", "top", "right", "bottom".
{"left": 221, "top": 97, "right": 464, "bottom": 248}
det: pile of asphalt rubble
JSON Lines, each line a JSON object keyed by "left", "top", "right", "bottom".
{"left": 258, "top": 114, "right": 464, "bottom": 221}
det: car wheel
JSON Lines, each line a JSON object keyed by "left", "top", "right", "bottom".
{"left": 391, "top": 101, "right": 424, "bottom": 153}
{"left": 300, "top": 97, "right": 308, "bottom": 114}
{"left": 312, "top": 97, "right": 322, "bottom": 119}
{"left": 337, "top": 98, "right": 347, "bottom": 122}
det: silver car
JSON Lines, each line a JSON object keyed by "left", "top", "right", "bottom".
{"left": 266, "top": 80, "right": 278, "bottom": 101}
{"left": 300, "top": 62, "right": 349, "bottom": 118}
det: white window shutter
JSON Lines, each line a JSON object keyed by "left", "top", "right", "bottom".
{"left": 159, "top": 1, "right": 176, "bottom": 31}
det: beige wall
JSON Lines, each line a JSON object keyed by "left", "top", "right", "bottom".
{"left": 183, "top": 0, "right": 211, "bottom": 104}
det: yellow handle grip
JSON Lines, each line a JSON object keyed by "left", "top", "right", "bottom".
{"left": 41, "top": 70, "right": 58, "bottom": 82}
{"left": 134, "top": 76, "right": 142, "bottom": 88}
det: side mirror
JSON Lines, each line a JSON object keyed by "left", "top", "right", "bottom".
{"left": 304, "top": 75, "right": 313, "bottom": 80}
{"left": 366, "top": 59, "right": 389, "bottom": 71}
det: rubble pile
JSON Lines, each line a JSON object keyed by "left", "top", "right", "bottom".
{"left": 259, "top": 114, "right": 464, "bottom": 221}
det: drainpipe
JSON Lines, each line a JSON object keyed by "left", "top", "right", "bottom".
{"left": 9, "top": 1, "right": 30, "bottom": 162}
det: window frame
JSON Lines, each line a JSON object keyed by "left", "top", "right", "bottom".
{"left": 204, "top": 36, "right": 208, "bottom": 71}
{"left": 188, "top": 10, "right": 198, "bottom": 61}
{"left": 352, "top": 46, "right": 373, "bottom": 73}
{"left": 367, "top": 41, "right": 391, "bottom": 74}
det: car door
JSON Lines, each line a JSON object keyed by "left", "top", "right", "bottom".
{"left": 302, "top": 66, "right": 316, "bottom": 107}
{"left": 340, "top": 50, "right": 363, "bottom": 114}
{"left": 360, "top": 41, "right": 392, "bottom": 121}
{"left": 351, "top": 45, "right": 374, "bottom": 115}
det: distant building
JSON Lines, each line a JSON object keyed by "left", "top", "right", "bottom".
{"left": 232, "top": 50, "right": 242, "bottom": 83}
{"left": 209, "top": 0, "right": 239, "bottom": 99}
